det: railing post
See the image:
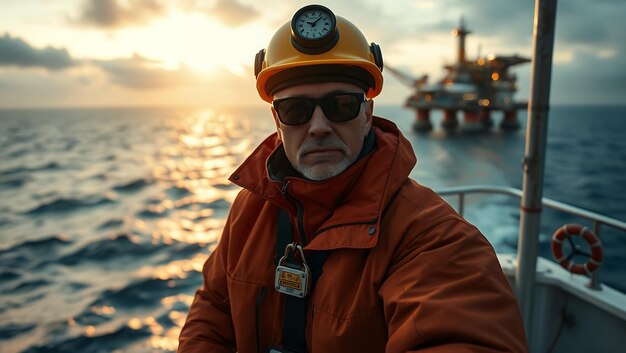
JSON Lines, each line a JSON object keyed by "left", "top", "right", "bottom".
{"left": 516, "top": 0, "right": 558, "bottom": 342}
{"left": 458, "top": 193, "right": 465, "bottom": 217}
{"left": 588, "top": 221, "right": 602, "bottom": 290}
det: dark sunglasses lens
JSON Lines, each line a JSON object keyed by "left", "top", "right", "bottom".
{"left": 276, "top": 99, "right": 314, "bottom": 125}
{"left": 324, "top": 94, "right": 361, "bottom": 122}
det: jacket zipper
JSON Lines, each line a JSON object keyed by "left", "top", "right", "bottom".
{"left": 281, "top": 182, "right": 379, "bottom": 243}
{"left": 281, "top": 181, "right": 308, "bottom": 245}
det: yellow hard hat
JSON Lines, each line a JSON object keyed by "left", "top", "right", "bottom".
{"left": 254, "top": 5, "right": 384, "bottom": 103}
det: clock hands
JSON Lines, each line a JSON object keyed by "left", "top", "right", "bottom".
{"left": 306, "top": 15, "right": 324, "bottom": 26}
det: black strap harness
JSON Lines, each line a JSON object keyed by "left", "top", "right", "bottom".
{"left": 273, "top": 208, "right": 329, "bottom": 353}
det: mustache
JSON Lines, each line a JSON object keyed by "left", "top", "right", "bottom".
{"left": 298, "top": 137, "right": 348, "bottom": 156}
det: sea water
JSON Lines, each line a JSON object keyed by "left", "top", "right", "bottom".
{"left": 1, "top": 105, "right": 625, "bottom": 352}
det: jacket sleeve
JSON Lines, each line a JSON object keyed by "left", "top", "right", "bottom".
{"left": 379, "top": 218, "right": 528, "bottom": 353}
{"left": 177, "top": 215, "right": 236, "bottom": 353}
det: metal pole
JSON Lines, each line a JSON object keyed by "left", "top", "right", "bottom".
{"left": 589, "top": 220, "right": 602, "bottom": 289}
{"left": 515, "top": 0, "right": 558, "bottom": 340}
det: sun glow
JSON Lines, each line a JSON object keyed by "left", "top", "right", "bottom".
{"left": 120, "top": 11, "right": 273, "bottom": 74}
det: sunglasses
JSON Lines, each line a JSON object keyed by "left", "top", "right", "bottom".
{"left": 272, "top": 92, "right": 366, "bottom": 125}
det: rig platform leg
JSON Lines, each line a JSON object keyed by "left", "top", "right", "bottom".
{"left": 480, "top": 109, "right": 493, "bottom": 128}
{"left": 413, "top": 108, "right": 433, "bottom": 132}
{"left": 501, "top": 109, "right": 521, "bottom": 130}
{"left": 442, "top": 109, "right": 458, "bottom": 130}
{"left": 462, "top": 110, "right": 484, "bottom": 132}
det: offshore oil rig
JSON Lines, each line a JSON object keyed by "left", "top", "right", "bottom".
{"left": 386, "top": 19, "right": 530, "bottom": 132}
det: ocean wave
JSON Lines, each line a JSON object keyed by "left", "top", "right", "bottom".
{"left": 0, "top": 270, "right": 20, "bottom": 281}
{"left": 0, "top": 323, "right": 36, "bottom": 339}
{"left": 92, "top": 276, "right": 196, "bottom": 308}
{"left": 24, "top": 196, "right": 116, "bottom": 214}
{"left": 74, "top": 309, "right": 113, "bottom": 327}
{"left": 20, "top": 325, "right": 151, "bottom": 353}
{"left": 137, "top": 206, "right": 170, "bottom": 218}
{"left": 5, "top": 148, "right": 29, "bottom": 158}
{"left": 213, "top": 183, "right": 238, "bottom": 190}
{"left": 0, "top": 236, "right": 71, "bottom": 269}
{"left": 97, "top": 218, "right": 125, "bottom": 230}
{"left": 0, "top": 294, "right": 39, "bottom": 316}
{"left": 0, "top": 177, "right": 29, "bottom": 188}
{"left": 0, "top": 162, "right": 61, "bottom": 176}
{"left": 176, "top": 198, "right": 231, "bottom": 211}
{"left": 68, "top": 281, "right": 90, "bottom": 291}
{"left": 113, "top": 178, "right": 153, "bottom": 192}
{"left": 158, "top": 242, "right": 205, "bottom": 263}
{"left": 2, "top": 279, "right": 51, "bottom": 294}
{"left": 1, "top": 236, "right": 71, "bottom": 253}
{"left": 57, "top": 233, "right": 164, "bottom": 266}
{"left": 165, "top": 185, "right": 192, "bottom": 199}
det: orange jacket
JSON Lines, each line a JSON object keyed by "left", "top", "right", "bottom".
{"left": 178, "top": 117, "right": 528, "bottom": 353}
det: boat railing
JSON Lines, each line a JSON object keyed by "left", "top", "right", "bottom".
{"left": 435, "top": 185, "right": 626, "bottom": 290}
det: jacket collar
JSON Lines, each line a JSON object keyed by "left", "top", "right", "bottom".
{"left": 229, "top": 116, "right": 417, "bottom": 250}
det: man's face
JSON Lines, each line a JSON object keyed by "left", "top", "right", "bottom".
{"left": 271, "top": 82, "right": 373, "bottom": 181}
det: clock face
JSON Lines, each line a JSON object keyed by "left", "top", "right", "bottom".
{"left": 294, "top": 8, "right": 334, "bottom": 39}
{"left": 290, "top": 5, "right": 338, "bottom": 54}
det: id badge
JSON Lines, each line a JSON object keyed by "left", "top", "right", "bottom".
{"left": 275, "top": 242, "right": 311, "bottom": 298}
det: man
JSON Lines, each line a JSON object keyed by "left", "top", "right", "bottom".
{"left": 178, "top": 5, "right": 527, "bottom": 353}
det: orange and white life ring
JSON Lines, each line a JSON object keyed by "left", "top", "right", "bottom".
{"left": 551, "top": 224, "right": 603, "bottom": 275}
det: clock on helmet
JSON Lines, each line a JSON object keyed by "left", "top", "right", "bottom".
{"left": 254, "top": 5, "right": 384, "bottom": 103}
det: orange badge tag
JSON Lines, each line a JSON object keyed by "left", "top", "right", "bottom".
{"left": 275, "top": 243, "right": 311, "bottom": 298}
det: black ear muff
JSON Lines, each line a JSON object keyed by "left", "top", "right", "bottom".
{"left": 370, "top": 43, "right": 383, "bottom": 72}
{"left": 254, "top": 49, "right": 266, "bottom": 78}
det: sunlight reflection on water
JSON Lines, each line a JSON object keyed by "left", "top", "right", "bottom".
{"left": 134, "top": 108, "right": 265, "bottom": 351}
{"left": 0, "top": 106, "right": 275, "bottom": 353}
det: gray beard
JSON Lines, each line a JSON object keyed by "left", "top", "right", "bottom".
{"left": 294, "top": 154, "right": 357, "bottom": 181}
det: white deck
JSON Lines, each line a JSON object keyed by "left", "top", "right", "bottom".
{"left": 498, "top": 254, "right": 626, "bottom": 353}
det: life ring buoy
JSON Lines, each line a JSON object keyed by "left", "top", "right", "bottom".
{"left": 551, "top": 224, "right": 603, "bottom": 275}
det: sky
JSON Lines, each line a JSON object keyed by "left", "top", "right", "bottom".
{"left": 0, "top": 0, "right": 624, "bottom": 109}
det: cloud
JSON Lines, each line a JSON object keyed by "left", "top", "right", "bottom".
{"left": 443, "top": 0, "right": 534, "bottom": 46}
{"left": 551, "top": 47, "right": 626, "bottom": 105}
{"left": 0, "top": 60, "right": 259, "bottom": 109}
{"left": 557, "top": 0, "right": 626, "bottom": 50}
{"left": 74, "top": 0, "right": 261, "bottom": 28}
{"left": 93, "top": 54, "right": 195, "bottom": 89}
{"left": 447, "top": 0, "right": 626, "bottom": 52}
{"left": 74, "top": 0, "right": 166, "bottom": 28}
{"left": 178, "top": 0, "right": 259, "bottom": 27}
{"left": 212, "top": 0, "right": 259, "bottom": 27}
{"left": 0, "top": 34, "right": 201, "bottom": 92}
{"left": 0, "top": 33, "right": 77, "bottom": 70}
